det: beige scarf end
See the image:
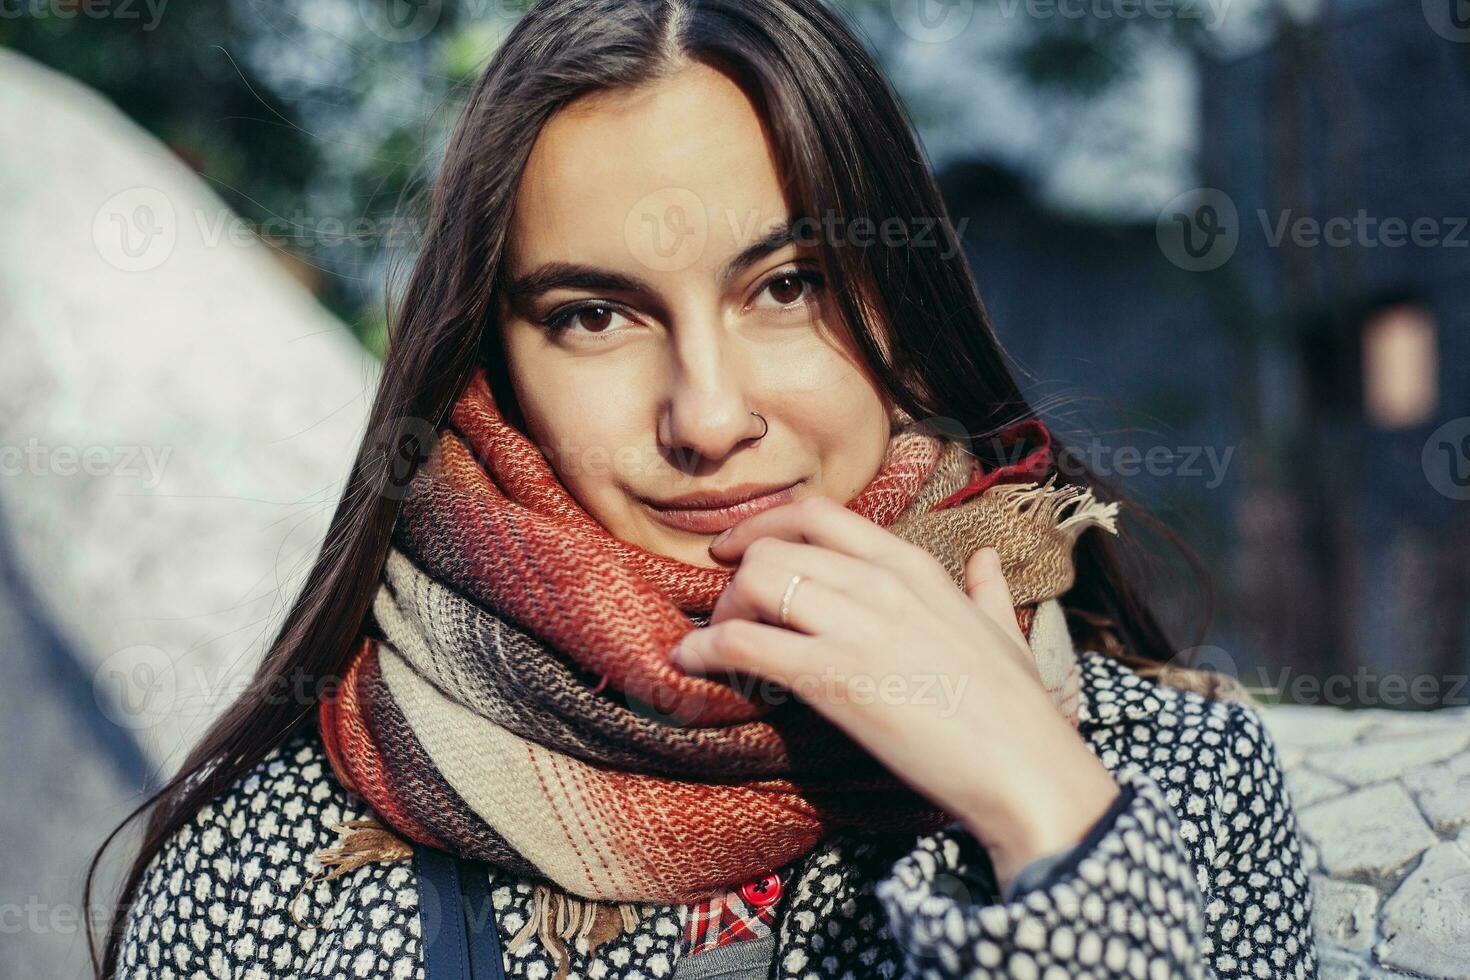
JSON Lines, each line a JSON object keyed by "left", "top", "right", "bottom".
{"left": 985, "top": 475, "right": 1121, "bottom": 539}
{"left": 507, "top": 883, "right": 646, "bottom": 980}
{"left": 291, "top": 818, "right": 413, "bottom": 928}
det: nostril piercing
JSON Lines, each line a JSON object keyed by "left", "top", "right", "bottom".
{"left": 750, "top": 411, "right": 768, "bottom": 441}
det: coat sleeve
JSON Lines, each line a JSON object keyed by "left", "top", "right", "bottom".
{"left": 872, "top": 701, "right": 1318, "bottom": 979}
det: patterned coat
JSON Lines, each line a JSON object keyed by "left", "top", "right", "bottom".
{"left": 116, "top": 650, "right": 1318, "bottom": 979}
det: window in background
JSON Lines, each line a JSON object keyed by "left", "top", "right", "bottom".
{"left": 1362, "top": 303, "right": 1439, "bottom": 429}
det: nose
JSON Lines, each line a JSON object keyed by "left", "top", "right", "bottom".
{"left": 659, "top": 320, "right": 763, "bottom": 466}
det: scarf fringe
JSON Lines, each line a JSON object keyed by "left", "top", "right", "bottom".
{"left": 506, "top": 884, "right": 645, "bottom": 980}
{"left": 299, "top": 820, "right": 644, "bottom": 976}
{"left": 984, "top": 475, "right": 1120, "bottom": 539}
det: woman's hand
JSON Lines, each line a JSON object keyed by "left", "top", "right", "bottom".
{"left": 670, "top": 495, "right": 1120, "bottom": 889}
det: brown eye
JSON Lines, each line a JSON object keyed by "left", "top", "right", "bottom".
{"left": 540, "top": 302, "right": 634, "bottom": 340}
{"left": 576, "top": 305, "right": 615, "bottom": 332}
{"left": 751, "top": 269, "right": 824, "bottom": 312}
{"left": 765, "top": 274, "right": 806, "bottom": 306}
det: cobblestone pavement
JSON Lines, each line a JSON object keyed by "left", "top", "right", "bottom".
{"left": 1264, "top": 704, "right": 1470, "bottom": 979}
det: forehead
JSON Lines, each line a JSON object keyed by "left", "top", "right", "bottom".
{"left": 507, "top": 62, "right": 793, "bottom": 275}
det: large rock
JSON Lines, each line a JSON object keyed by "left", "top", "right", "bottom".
{"left": 0, "top": 49, "right": 379, "bottom": 775}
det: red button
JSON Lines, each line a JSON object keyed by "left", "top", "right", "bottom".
{"left": 739, "top": 872, "right": 782, "bottom": 907}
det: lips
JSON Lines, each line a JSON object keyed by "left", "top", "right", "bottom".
{"left": 639, "top": 481, "right": 802, "bottom": 534}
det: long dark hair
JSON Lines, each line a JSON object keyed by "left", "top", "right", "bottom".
{"left": 89, "top": 1, "right": 1207, "bottom": 974}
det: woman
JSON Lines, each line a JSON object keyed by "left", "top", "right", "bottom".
{"left": 94, "top": 1, "right": 1318, "bottom": 978}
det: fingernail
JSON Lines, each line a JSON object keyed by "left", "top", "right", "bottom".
{"left": 710, "top": 528, "right": 733, "bottom": 549}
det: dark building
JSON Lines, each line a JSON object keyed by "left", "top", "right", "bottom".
{"left": 941, "top": 0, "right": 1470, "bottom": 703}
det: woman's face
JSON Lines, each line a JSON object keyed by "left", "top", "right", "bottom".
{"left": 498, "top": 62, "right": 892, "bottom": 567}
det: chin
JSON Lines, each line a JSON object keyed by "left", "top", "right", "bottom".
{"left": 651, "top": 530, "right": 723, "bottom": 566}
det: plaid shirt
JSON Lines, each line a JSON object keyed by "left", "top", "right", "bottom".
{"left": 680, "top": 864, "right": 797, "bottom": 958}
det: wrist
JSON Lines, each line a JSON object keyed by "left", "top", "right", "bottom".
{"left": 958, "top": 753, "right": 1120, "bottom": 889}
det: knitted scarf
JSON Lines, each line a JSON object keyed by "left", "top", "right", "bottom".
{"left": 313, "top": 366, "right": 1119, "bottom": 964}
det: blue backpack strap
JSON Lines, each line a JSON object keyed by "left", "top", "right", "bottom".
{"left": 414, "top": 844, "right": 471, "bottom": 980}
{"left": 458, "top": 860, "right": 508, "bottom": 980}
{"left": 413, "top": 844, "right": 508, "bottom": 980}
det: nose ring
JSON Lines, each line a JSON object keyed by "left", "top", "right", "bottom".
{"left": 750, "top": 411, "right": 768, "bottom": 441}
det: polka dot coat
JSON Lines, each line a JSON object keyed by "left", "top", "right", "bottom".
{"left": 116, "top": 650, "right": 1318, "bottom": 979}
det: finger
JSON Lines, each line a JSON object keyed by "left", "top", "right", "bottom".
{"left": 670, "top": 618, "right": 813, "bottom": 690}
{"left": 964, "top": 548, "right": 1016, "bottom": 624}
{"left": 709, "top": 538, "right": 892, "bottom": 630}
{"left": 710, "top": 495, "right": 951, "bottom": 596}
{"left": 964, "top": 547, "right": 1037, "bottom": 673}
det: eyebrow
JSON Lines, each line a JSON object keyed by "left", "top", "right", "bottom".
{"left": 499, "top": 217, "right": 804, "bottom": 311}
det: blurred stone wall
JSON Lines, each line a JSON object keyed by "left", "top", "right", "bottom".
{"left": 0, "top": 48, "right": 377, "bottom": 980}
{"left": 0, "top": 49, "right": 378, "bottom": 775}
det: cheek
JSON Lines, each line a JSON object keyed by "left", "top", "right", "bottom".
{"left": 772, "top": 345, "right": 891, "bottom": 486}
{"left": 521, "top": 395, "right": 641, "bottom": 493}
{"left": 503, "top": 339, "right": 652, "bottom": 500}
